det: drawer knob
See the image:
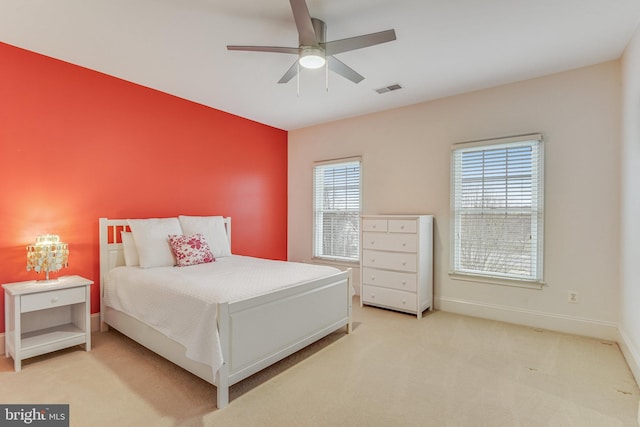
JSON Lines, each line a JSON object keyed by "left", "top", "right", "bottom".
{"left": 371, "top": 258, "right": 375, "bottom": 263}
{"left": 402, "top": 280, "right": 406, "bottom": 285}
{"left": 371, "top": 276, "right": 375, "bottom": 281}
{"left": 371, "top": 241, "right": 375, "bottom": 245}
{"left": 371, "top": 294, "right": 375, "bottom": 299}
{"left": 402, "top": 262, "right": 406, "bottom": 266}
{"left": 51, "top": 296, "right": 59, "bottom": 303}
{"left": 401, "top": 225, "right": 405, "bottom": 229}
{"left": 402, "top": 299, "right": 406, "bottom": 304}
{"left": 402, "top": 243, "right": 406, "bottom": 247}
{"left": 372, "top": 224, "right": 377, "bottom": 229}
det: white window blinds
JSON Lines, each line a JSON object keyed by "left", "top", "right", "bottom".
{"left": 450, "top": 134, "right": 544, "bottom": 283}
{"left": 313, "top": 158, "right": 361, "bottom": 262}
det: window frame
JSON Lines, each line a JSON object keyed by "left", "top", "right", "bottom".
{"left": 312, "top": 156, "right": 362, "bottom": 264}
{"left": 449, "top": 133, "right": 544, "bottom": 288}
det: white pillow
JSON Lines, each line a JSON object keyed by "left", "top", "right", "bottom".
{"left": 121, "top": 231, "right": 140, "bottom": 267}
{"left": 178, "top": 215, "right": 231, "bottom": 257}
{"left": 128, "top": 218, "right": 183, "bottom": 268}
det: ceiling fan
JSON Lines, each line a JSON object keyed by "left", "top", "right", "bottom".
{"left": 227, "top": 0, "right": 396, "bottom": 84}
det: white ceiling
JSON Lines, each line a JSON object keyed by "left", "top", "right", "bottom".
{"left": 1, "top": 0, "right": 639, "bottom": 130}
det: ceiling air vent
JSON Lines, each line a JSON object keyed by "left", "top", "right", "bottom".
{"left": 375, "top": 84, "right": 402, "bottom": 94}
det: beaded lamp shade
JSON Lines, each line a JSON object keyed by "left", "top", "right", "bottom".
{"left": 26, "top": 234, "right": 69, "bottom": 281}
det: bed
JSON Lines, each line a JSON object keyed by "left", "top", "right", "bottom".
{"left": 99, "top": 216, "right": 352, "bottom": 409}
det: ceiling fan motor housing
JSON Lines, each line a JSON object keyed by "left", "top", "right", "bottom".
{"left": 308, "top": 18, "right": 326, "bottom": 44}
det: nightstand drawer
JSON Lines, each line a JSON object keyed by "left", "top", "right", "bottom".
{"left": 21, "top": 287, "right": 86, "bottom": 313}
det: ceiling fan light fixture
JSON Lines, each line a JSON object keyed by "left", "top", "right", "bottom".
{"left": 227, "top": 0, "right": 396, "bottom": 84}
{"left": 299, "top": 47, "right": 326, "bottom": 69}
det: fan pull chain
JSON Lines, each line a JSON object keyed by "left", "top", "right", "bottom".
{"left": 325, "top": 63, "right": 329, "bottom": 92}
{"left": 296, "top": 63, "right": 300, "bottom": 97}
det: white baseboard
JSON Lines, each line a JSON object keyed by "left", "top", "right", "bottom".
{"left": 618, "top": 326, "right": 640, "bottom": 387}
{"left": 0, "top": 332, "right": 4, "bottom": 355}
{"left": 613, "top": 328, "right": 640, "bottom": 427}
{"left": 91, "top": 313, "right": 101, "bottom": 332}
{"left": 437, "top": 296, "right": 619, "bottom": 341}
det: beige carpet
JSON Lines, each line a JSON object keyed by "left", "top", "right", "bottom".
{"left": 1, "top": 299, "right": 638, "bottom": 427}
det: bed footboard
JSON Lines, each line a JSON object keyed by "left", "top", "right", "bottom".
{"left": 215, "top": 269, "right": 351, "bottom": 408}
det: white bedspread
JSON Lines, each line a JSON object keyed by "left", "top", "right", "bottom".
{"left": 103, "top": 255, "right": 341, "bottom": 376}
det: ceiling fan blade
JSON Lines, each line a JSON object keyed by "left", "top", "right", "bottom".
{"left": 289, "top": 0, "right": 317, "bottom": 46}
{"left": 278, "top": 60, "right": 299, "bottom": 84}
{"left": 324, "top": 29, "right": 396, "bottom": 56}
{"left": 227, "top": 45, "right": 299, "bottom": 54}
{"left": 328, "top": 56, "right": 364, "bottom": 84}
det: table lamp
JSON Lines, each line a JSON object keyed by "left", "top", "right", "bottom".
{"left": 26, "top": 234, "right": 69, "bottom": 281}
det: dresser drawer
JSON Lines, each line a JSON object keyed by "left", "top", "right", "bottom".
{"left": 362, "top": 285, "right": 417, "bottom": 312}
{"left": 362, "top": 232, "right": 417, "bottom": 253}
{"left": 362, "top": 219, "right": 387, "bottom": 232}
{"left": 362, "top": 249, "right": 417, "bottom": 272}
{"left": 388, "top": 220, "right": 417, "bottom": 233}
{"left": 21, "top": 287, "right": 86, "bottom": 313}
{"left": 362, "top": 268, "right": 417, "bottom": 292}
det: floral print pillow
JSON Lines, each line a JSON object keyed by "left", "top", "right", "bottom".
{"left": 168, "top": 234, "right": 215, "bottom": 267}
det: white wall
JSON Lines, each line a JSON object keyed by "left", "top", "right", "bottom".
{"left": 289, "top": 61, "right": 621, "bottom": 341}
{"left": 620, "top": 27, "right": 640, "bottom": 384}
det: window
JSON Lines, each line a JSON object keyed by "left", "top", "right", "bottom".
{"left": 450, "top": 134, "right": 544, "bottom": 285}
{"left": 313, "top": 157, "right": 361, "bottom": 262}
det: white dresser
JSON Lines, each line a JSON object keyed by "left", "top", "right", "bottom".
{"left": 360, "top": 215, "right": 433, "bottom": 318}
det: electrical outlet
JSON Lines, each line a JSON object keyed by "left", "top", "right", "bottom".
{"left": 568, "top": 291, "right": 578, "bottom": 304}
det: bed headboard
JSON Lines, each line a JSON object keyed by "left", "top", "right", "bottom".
{"left": 98, "top": 217, "right": 231, "bottom": 328}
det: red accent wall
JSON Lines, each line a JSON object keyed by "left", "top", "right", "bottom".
{"left": 0, "top": 42, "right": 288, "bottom": 333}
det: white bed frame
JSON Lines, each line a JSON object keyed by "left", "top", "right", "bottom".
{"left": 98, "top": 217, "right": 352, "bottom": 409}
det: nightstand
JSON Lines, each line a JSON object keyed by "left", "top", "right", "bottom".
{"left": 3, "top": 275, "right": 93, "bottom": 371}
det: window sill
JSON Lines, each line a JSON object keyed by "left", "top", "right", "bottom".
{"left": 311, "top": 257, "right": 360, "bottom": 268}
{"left": 449, "top": 272, "right": 545, "bottom": 290}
